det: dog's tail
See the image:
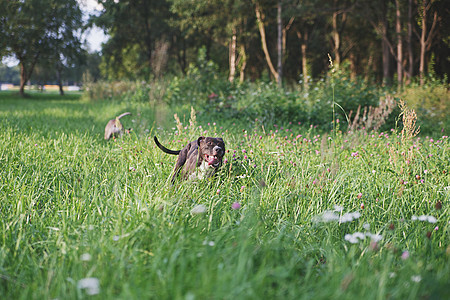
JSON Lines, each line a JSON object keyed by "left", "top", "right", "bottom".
{"left": 117, "top": 112, "right": 131, "bottom": 119}
{"left": 154, "top": 136, "right": 181, "bottom": 155}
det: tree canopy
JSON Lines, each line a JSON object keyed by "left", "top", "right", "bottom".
{"left": 0, "top": 0, "right": 85, "bottom": 96}
{"left": 1, "top": 0, "right": 449, "bottom": 89}
{"left": 90, "top": 0, "right": 448, "bottom": 85}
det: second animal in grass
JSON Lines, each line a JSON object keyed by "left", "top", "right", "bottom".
{"left": 104, "top": 112, "right": 131, "bottom": 140}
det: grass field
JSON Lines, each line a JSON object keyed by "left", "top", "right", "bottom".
{"left": 0, "top": 91, "right": 448, "bottom": 299}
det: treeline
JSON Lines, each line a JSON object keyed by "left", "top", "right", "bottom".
{"left": 1, "top": 0, "right": 448, "bottom": 95}
{"left": 93, "top": 0, "right": 449, "bottom": 85}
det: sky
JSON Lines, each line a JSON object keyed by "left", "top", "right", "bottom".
{"left": 80, "top": 0, "right": 109, "bottom": 52}
{"left": 2, "top": 0, "right": 109, "bottom": 67}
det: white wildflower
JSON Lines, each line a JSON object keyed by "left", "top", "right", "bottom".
{"left": 314, "top": 209, "right": 361, "bottom": 223}
{"left": 77, "top": 277, "right": 100, "bottom": 295}
{"left": 333, "top": 205, "right": 344, "bottom": 212}
{"left": 366, "top": 233, "right": 383, "bottom": 242}
{"left": 427, "top": 216, "right": 437, "bottom": 223}
{"left": 202, "top": 240, "right": 215, "bottom": 247}
{"left": 340, "top": 211, "right": 361, "bottom": 223}
{"left": 411, "top": 275, "right": 422, "bottom": 283}
{"left": 322, "top": 211, "right": 340, "bottom": 222}
{"left": 80, "top": 253, "right": 91, "bottom": 261}
{"left": 344, "top": 232, "right": 383, "bottom": 244}
{"left": 412, "top": 215, "right": 437, "bottom": 224}
{"left": 190, "top": 204, "right": 207, "bottom": 215}
{"left": 344, "top": 234, "right": 358, "bottom": 244}
{"left": 345, "top": 232, "right": 366, "bottom": 244}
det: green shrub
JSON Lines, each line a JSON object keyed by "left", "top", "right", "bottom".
{"left": 304, "top": 63, "right": 383, "bottom": 129}
{"left": 400, "top": 77, "right": 449, "bottom": 134}
{"left": 83, "top": 60, "right": 448, "bottom": 136}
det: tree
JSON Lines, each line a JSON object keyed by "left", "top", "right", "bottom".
{"left": 276, "top": 0, "right": 283, "bottom": 86}
{"left": 44, "top": 0, "right": 85, "bottom": 95}
{"left": 0, "top": 0, "right": 84, "bottom": 96}
{"left": 254, "top": 0, "right": 279, "bottom": 83}
{"left": 395, "top": 0, "right": 403, "bottom": 87}
{"left": 417, "top": 0, "right": 438, "bottom": 85}
{"left": 93, "top": 0, "right": 173, "bottom": 79}
{"left": 170, "top": 0, "right": 251, "bottom": 82}
{"left": 406, "top": 0, "right": 414, "bottom": 83}
{"left": 1, "top": 0, "right": 49, "bottom": 96}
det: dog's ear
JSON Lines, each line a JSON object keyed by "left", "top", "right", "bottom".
{"left": 197, "top": 136, "right": 205, "bottom": 146}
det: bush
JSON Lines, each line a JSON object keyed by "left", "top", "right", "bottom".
{"left": 400, "top": 77, "right": 449, "bottom": 135}
{"left": 303, "top": 63, "right": 383, "bottom": 129}
{"left": 83, "top": 60, "right": 448, "bottom": 136}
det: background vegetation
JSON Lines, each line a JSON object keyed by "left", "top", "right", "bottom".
{"left": 1, "top": 0, "right": 449, "bottom": 90}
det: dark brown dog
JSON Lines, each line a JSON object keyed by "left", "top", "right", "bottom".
{"left": 104, "top": 112, "right": 131, "bottom": 140}
{"left": 154, "top": 136, "right": 225, "bottom": 183}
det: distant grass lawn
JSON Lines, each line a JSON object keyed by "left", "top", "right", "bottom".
{"left": 0, "top": 91, "right": 448, "bottom": 299}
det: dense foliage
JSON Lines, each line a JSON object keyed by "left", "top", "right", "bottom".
{"left": 0, "top": 0, "right": 85, "bottom": 95}
{"left": 91, "top": 0, "right": 450, "bottom": 85}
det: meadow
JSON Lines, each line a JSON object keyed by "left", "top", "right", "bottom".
{"left": 0, "top": 88, "right": 448, "bottom": 299}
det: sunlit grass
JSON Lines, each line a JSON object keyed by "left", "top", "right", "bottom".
{"left": 0, "top": 91, "right": 448, "bottom": 299}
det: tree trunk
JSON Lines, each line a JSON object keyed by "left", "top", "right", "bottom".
{"left": 18, "top": 52, "right": 39, "bottom": 97}
{"left": 282, "top": 17, "right": 295, "bottom": 57}
{"left": 406, "top": 0, "right": 413, "bottom": 84}
{"left": 277, "top": 1, "right": 282, "bottom": 87}
{"left": 229, "top": 27, "right": 237, "bottom": 83}
{"left": 364, "top": 52, "right": 374, "bottom": 82}
{"left": 332, "top": 10, "right": 341, "bottom": 68}
{"left": 381, "top": 18, "right": 390, "bottom": 86}
{"left": 395, "top": 0, "right": 403, "bottom": 88}
{"left": 57, "top": 66, "right": 64, "bottom": 96}
{"left": 181, "top": 38, "right": 187, "bottom": 74}
{"left": 19, "top": 63, "right": 27, "bottom": 97}
{"left": 254, "top": 2, "right": 279, "bottom": 82}
{"left": 418, "top": 0, "right": 438, "bottom": 86}
{"left": 419, "top": 0, "right": 427, "bottom": 86}
{"left": 349, "top": 52, "right": 357, "bottom": 81}
{"left": 297, "top": 30, "right": 309, "bottom": 90}
{"left": 239, "top": 45, "right": 247, "bottom": 83}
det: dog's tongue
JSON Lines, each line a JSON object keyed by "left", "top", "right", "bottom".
{"left": 206, "top": 155, "right": 218, "bottom": 165}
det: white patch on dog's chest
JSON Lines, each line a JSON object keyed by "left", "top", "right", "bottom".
{"left": 189, "top": 160, "right": 215, "bottom": 181}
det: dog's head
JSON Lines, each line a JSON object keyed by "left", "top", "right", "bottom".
{"left": 197, "top": 136, "right": 225, "bottom": 168}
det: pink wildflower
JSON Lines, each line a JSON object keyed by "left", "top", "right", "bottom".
{"left": 231, "top": 202, "right": 241, "bottom": 210}
{"left": 401, "top": 251, "right": 410, "bottom": 260}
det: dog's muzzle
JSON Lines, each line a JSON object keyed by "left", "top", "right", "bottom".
{"left": 204, "top": 145, "right": 224, "bottom": 167}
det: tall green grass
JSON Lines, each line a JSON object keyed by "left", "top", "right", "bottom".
{"left": 0, "top": 91, "right": 448, "bottom": 299}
